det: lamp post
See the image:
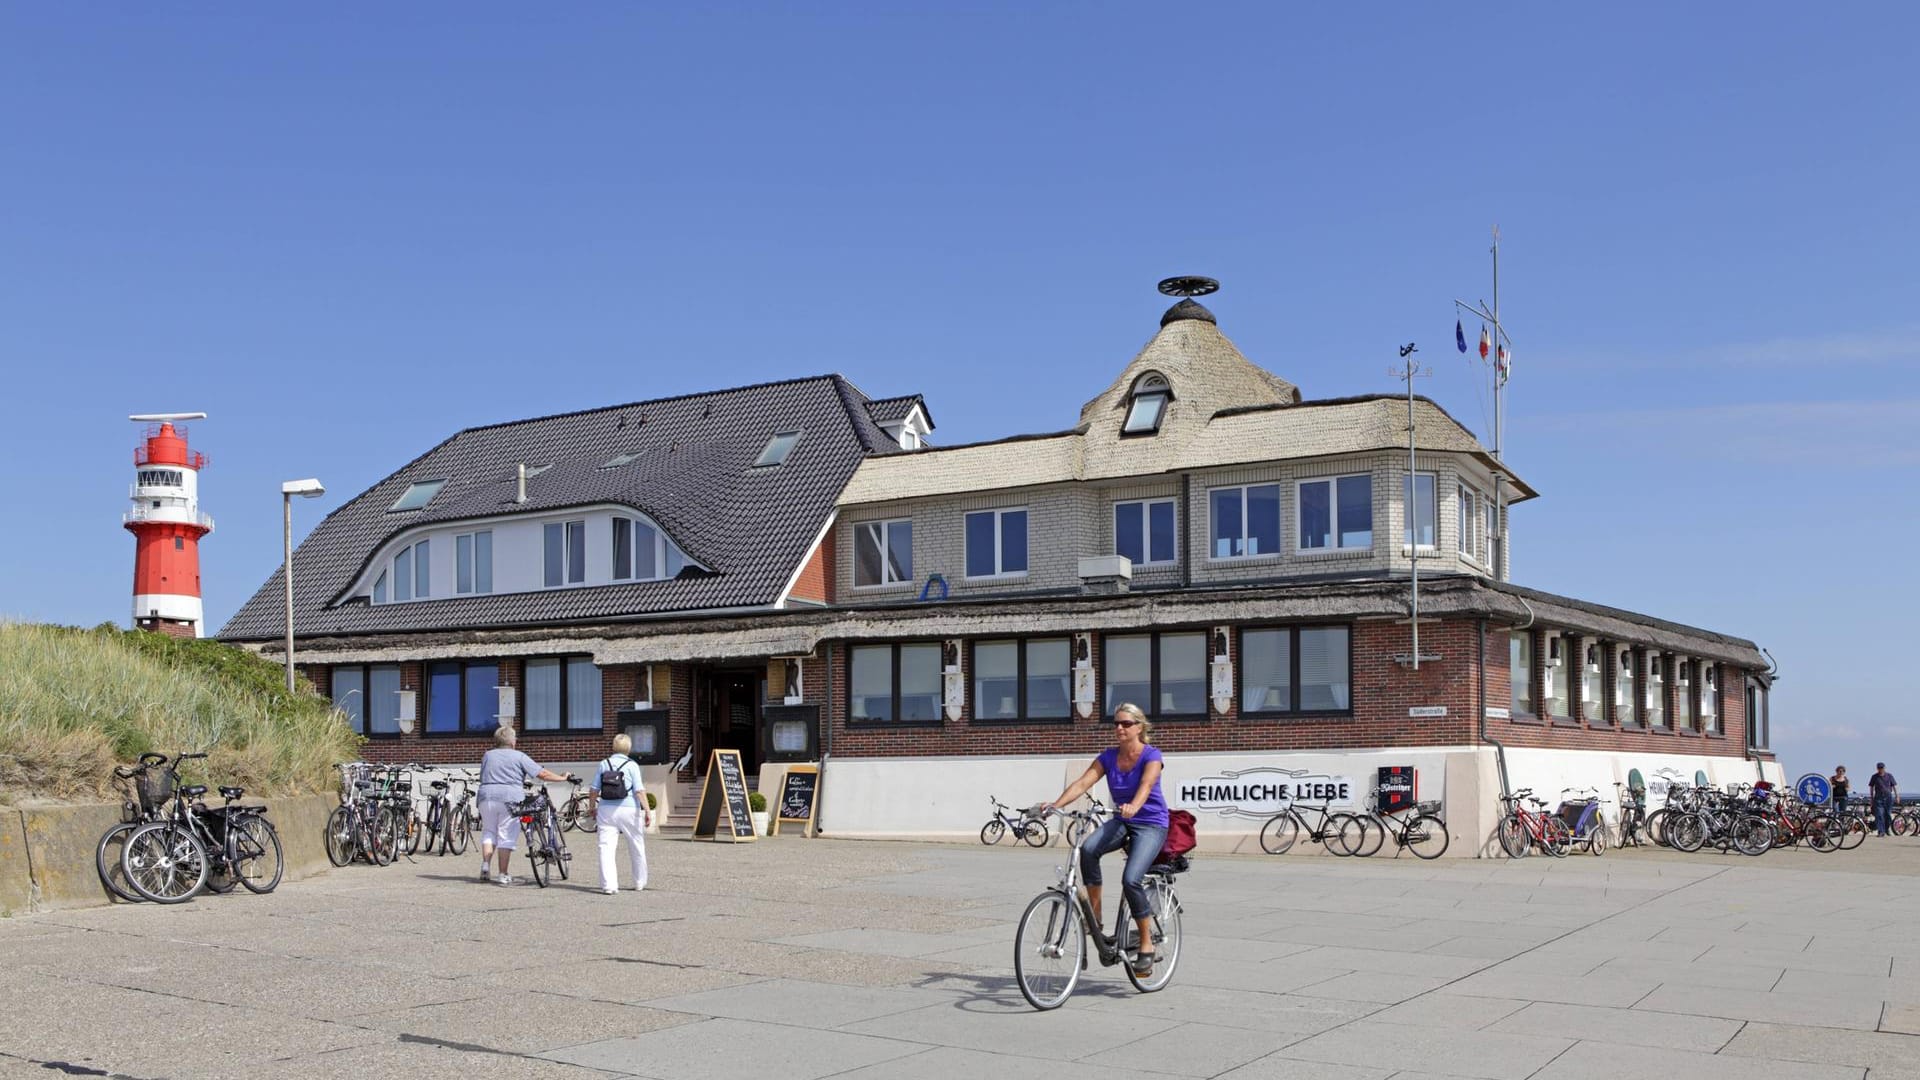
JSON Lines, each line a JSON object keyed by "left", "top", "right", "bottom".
{"left": 281, "top": 478, "right": 326, "bottom": 692}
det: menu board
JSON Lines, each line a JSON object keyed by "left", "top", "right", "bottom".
{"left": 692, "top": 748, "right": 756, "bottom": 843}
{"left": 772, "top": 765, "right": 820, "bottom": 837}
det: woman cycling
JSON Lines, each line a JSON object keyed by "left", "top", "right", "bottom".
{"left": 1045, "top": 702, "right": 1168, "bottom": 977}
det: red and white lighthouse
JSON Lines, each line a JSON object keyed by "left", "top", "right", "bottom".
{"left": 125, "top": 412, "right": 214, "bottom": 638}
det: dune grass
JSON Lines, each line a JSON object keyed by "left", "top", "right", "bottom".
{"left": 0, "top": 622, "right": 361, "bottom": 804}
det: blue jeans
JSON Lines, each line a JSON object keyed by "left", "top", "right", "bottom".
{"left": 1080, "top": 817, "right": 1168, "bottom": 919}
{"left": 1874, "top": 795, "right": 1894, "bottom": 836}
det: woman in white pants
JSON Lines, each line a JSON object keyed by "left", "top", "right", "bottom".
{"left": 593, "top": 734, "right": 651, "bottom": 895}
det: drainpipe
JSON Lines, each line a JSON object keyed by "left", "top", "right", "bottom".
{"left": 1178, "top": 474, "right": 1192, "bottom": 589}
{"left": 1478, "top": 618, "right": 1510, "bottom": 798}
{"left": 817, "top": 642, "right": 834, "bottom": 835}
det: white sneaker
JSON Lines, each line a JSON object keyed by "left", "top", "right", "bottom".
{"left": 478, "top": 866, "right": 491, "bottom": 882}
{"left": 600, "top": 888, "right": 618, "bottom": 895}
{"left": 494, "top": 875, "right": 515, "bottom": 886}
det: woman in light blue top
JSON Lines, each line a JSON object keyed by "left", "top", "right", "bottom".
{"left": 592, "top": 733, "right": 652, "bottom": 895}
{"left": 477, "top": 725, "right": 572, "bottom": 885}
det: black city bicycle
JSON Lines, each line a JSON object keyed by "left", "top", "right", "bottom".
{"left": 1348, "top": 797, "right": 1450, "bottom": 860}
{"left": 443, "top": 770, "right": 479, "bottom": 856}
{"left": 1258, "top": 798, "right": 1364, "bottom": 856}
{"left": 981, "top": 796, "right": 1052, "bottom": 847}
{"left": 512, "top": 778, "right": 575, "bottom": 888}
{"left": 121, "top": 754, "right": 283, "bottom": 903}
{"left": 96, "top": 752, "right": 174, "bottom": 903}
{"left": 1613, "top": 782, "right": 1648, "bottom": 848}
{"left": 326, "top": 762, "right": 399, "bottom": 867}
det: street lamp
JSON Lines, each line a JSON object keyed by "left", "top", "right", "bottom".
{"left": 281, "top": 478, "right": 325, "bottom": 692}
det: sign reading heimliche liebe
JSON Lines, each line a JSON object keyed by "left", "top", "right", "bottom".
{"left": 1176, "top": 767, "right": 1358, "bottom": 818}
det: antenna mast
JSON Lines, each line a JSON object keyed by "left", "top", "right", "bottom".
{"left": 1454, "top": 226, "right": 1513, "bottom": 581}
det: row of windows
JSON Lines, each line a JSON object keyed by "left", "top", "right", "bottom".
{"left": 852, "top": 474, "right": 1492, "bottom": 588}
{"left": 1510, "top": 631, "right": 1724, "bottom": 736}
{"left": 374, "top": 516, "right": 689, "bottom": 604}
{"left": 847, "top": 626, "right": 1354, "bottom": 724}
{"left": 329, "top": 657, "right": 602, "bottom": 736}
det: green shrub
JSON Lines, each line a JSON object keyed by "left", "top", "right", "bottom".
{"left": 748, "top": 791, "right": 767, "bottom": 813}
{"left": 646, "top": 790, "right": 658, "bottom": 810}
{"left": 0, "top": 622, "right": 361, "bottom": 804}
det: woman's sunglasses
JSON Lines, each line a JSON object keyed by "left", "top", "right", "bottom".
{"left": 1111, "top": 718, "right": 1140, "bottom": 728}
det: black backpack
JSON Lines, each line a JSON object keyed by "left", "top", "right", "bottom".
{"left": 598, "top": 756, "right": 632, "bottom": 801}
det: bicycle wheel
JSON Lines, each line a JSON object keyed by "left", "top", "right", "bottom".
{"left": 1842, "top": 817, "right": 1868, "bottom": 850}
{"left": 421, "top": 803, "right": 444, "bottom": 856}
{"left": 1258, "top": 812, "right": 1300, "bottom": 855}
{"left": 1331, "top": 814, "right": 1375, "bottom": 857}
{"left": 1405, "top": 813, "right": 1450, "bottom": 860}
{"left": 235, "top": 816, "right": 284, "bottom": 894}
{"left": 1542, "top": 815, "right": 1573, "bottom": 857}
{"left": 1354, "top": 814, "right": 1387, "bottom": 858}
{"left": 96, "top": 822, "right": 144, "bottom": 903}
{"left": 1020, "top": 821, "right": 1051, "bottom": 848}
{"left": 122, "top": 822, "right": 209, "bottom": 904}
{"left": 552, "top": 819, "right": 571, "bottom": 880}
{"left": 1497, "top": 813, "right": 1530, "bottom": 859}
{"left": 1669, "top": 813, "right": 1706, "bottom": 853}
{"left": 325, "top": 806, "right": 356, "bottom": 867}
{"left": 1588, "top": 822, "right": 1607, "bottom": 857}
{"left": 1065, "top": 815, "right": 1090, "bottom": 849}
{"left": 1645, "top": 808, "right": 1671, "bottom": 847}
{"left": 448, "top": 806, "right": 471, "bottom": 856}
{"left": 527, "top": 829, "right": 550, "bottom": 889}
{"left": 1733, "top": 818, "right": 1773, "bottom": 857}
{"left": 403, "top": 812, "right": 425, "bottom": 856}
{"left": 1014, "top": 891, "right": 1083, "bottom": 1011}
{"left": 981, "top": 819, "right": 1006, "bottom": 846}
{"left": 371, "top": 807, "right": 399, "bottom": 866}
{"left": 1123, "top": 881, "right": 1182, "bottom": 992}
{"left": 578, "top": 799, "right": 599, "bottom": 834}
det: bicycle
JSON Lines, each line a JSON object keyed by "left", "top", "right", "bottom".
{"left": 1063, "top": 797, "right": 1110, "bottom": 848}
{"left": 1013, "top": 807, "right": 1187, "bottom": 1010}
{"left": 559, "top": 775, "right": 600, "bottom": 833}
{"left": 981, "top": 796, "right": 1051, "bottom": 848}
{"left": 96, "top": 752, "right": 175, "bottom": 903}
{"left": 121, "top": 755, "right": 284, "bottom": 903}
{"left": 443, "top": 770, "right": 479, "bottom": 856}
{"left": 512, "top": 777, "right": 575, "bottom": 888}
{"left": 1257, "top": 798, "right": 1364, "bottom": 856}
{"left": 1497, "top": 788, "right": 1572, "bottom": 858}
{"left": 418, "top": 774, "right": 452, "bottom": 856}
{"left": 1348, "top": 797, "right": 1450, "bottom": 860}
{"left": 1667, "top": 785, "right": 1773, "bottom": 856}
{"left": 1613, "top": 783, "right": 1648, "bottom": 848}
{"left": 326, "top": 762, "right": 399, "bottom": 867}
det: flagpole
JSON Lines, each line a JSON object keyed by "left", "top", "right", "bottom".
{"left": 1455, "top": 226, "right": 1513, "bottom": 583}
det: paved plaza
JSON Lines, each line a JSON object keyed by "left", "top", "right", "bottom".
{"left": 4, "top": 836, "right": 1920, "bottom": 1079}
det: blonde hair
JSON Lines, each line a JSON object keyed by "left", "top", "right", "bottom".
{"left": 493, "top": 725, "right": 517, "bottom": 748}
{"left": 1115, "top": 703, "right": 1153, "bottom": 743}
{"left": 611, "top": 733, "right": 633, "bottom": 755}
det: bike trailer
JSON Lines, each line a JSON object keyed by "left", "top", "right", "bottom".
{"left": 1556, "top": 800, "right": 1601, "bottom": 838}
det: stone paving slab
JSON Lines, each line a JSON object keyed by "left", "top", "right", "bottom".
{"left": 1487, "top": 1000, "right": 1743, "bottom": 1051}
{"left": 1079, "top": 1020, "right": 1312, "bottom": 1077}
{"left": 542, "top": 1016, "right": 922, "bottom": 1078}
{"left": 1530, "top": 1038, "right": 1868, "bottom": 1080}
{"left": 1274, "top": 1019, "right": 1572, "bottom": 1080}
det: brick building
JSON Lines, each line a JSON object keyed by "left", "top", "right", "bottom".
{"left": 221, "top": 284, "right": 1779, "bottom": 850}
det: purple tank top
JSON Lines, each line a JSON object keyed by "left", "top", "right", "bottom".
{"left": 1098, "top": 745, "right": 1169, "bottom": 828}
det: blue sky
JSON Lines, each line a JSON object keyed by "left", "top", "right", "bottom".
{"left": 3, "top": 5, "right": 1915, "bottom": 781}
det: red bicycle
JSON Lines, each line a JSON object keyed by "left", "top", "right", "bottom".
{"left": 1497, "top": 788, "right": 1572, "bottom": 858}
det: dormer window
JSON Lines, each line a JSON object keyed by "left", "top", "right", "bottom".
{"left": 754, "top": 431, "right": 801, "bottom": 468}
{"left": 1123, "top": 373, "right": 1172, "bottom": 435}
{"left": 389, "top": 479, "right": 446, "bottom": 513}
{"left": 612, "top": 515, "right": 690, "bottom": 582}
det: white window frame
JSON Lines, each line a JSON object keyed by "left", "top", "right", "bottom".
{"left": 543, "top": 519, "right": 587, "bottom": 589}
{"left": 1113, "top": 498, "right": 1177, "bottom": 567}
{"left": 853, "top": 518, "right": 914, "bottom": 588}
{"left": 612, "top": 514, "right": 686, "bottom": 583}
{"left": 1701, "top": 663, "right": 1719, "bottom": 732}
{"left": 1582, "top": 640, "right": 1606, "bottom": 724}
{"left": 1403, "top": 471, "right": 1440, "bottom": 553}
{"left": 1457, "top": 484, "right": 1481, "bottom": 562}
{"left": 964, "top": 507, "right": 1029, "bottom": 580}
{"left": 455, "top": 530, "right": 492, "bottom": 596}
{"left": 1294, "top": 474, "right": 1372, "bottom": 553}
{"left": 1208, "top": 483, "right": 1281, "bottom": 562}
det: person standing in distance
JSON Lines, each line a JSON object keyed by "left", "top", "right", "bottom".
{"left": 1830, "top": 765, "right": 1849, "bottom": 818}
{"left": 477, "top": 725, "right": 573, "bottom": 885}
{"left": 593, "top": 733, "right": 651, "bottom": 895}
{"left": 1870, "top": 763, "right": 1899, "bottom": 837}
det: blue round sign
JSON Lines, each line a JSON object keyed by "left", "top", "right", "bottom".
{"left": 1796, "top": 773, "right": 1831, "bottom": 805}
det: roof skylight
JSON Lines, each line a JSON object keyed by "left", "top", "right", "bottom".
{"left": 753, "top": 431, "right": 801, "bottom": 468}
{"left": 601, "top": 451, "right": 644, "bottom": 469}
{"left": 388, "top": 479, "right": 447, "bottom": 512}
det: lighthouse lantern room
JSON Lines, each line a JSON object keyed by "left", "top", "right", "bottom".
{"left": 125, "top": 412, "right": 214, "bottom": 638}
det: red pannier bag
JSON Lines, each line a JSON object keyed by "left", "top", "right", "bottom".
{"left": 1156, "top": 809, "right": 1196, "bottom": 865}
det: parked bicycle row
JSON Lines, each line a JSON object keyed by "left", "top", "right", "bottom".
{"left": 96, "top": 751, "right": 284, "bottom": 904}
{"left": 1504, "top": 780, "right": 1884, "bottom": 858}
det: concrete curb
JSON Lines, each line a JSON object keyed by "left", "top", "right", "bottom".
{"left": 2, "top": 794, "right": 338, "bottom": 913}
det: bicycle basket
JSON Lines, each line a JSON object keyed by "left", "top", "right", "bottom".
{"left": 136, "top": 770, "right": 175, "bottom": 815}
{"left": 1416, "top": 800, "right": 1443, "bottom": 814}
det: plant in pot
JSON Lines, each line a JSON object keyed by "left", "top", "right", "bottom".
{"left": 749, "top": 791, "right": 769, "bottom": 836}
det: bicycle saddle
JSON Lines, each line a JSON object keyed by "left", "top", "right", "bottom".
{"left": 354, "top": 780, "right": 373, "bottom": 790}
{"left": 219, "top": 786, "right": 245, "bottom": 800}
{"left": 429, "top": 780, "right": 448, "bottom": 791}
{"left": 180, "top": 785, "right": 208, "bottom": 799}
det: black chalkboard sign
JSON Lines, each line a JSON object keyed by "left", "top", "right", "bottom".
{"left": 692, "top": 749, "right": 756, "bottom": 843}
{"left": 1377, "top": 766, "right": 1416, "bottom": 815}
{"left": 772, "top": 765, "right": 820, "bottom": 837}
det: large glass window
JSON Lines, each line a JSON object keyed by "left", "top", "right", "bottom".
{"left": 1615, "top": 647, "right": 1639, "bottom": 728}
{"left": 1510, "top": 631, "right": 1534, "bottom": 716}
{"left": 426, "top": 661, "right": 462, "bottom": 734}
{"left": 1210, "top": 485, "right": 1280, "bottom": 559}
{"left": 1583, "top": 642, "right": 1607, "bottom": 728}
{"left": 612, "top": 516, "right": 685, "bottom": 582}
{"left": 1115, "top": 499, "right": 1176, "bottom": 567}
{"left": 1404, "top": 473, "right": 1438, "bottom": 549}
{"left": 1544, "top": 633, "right": 1571, "bottom": 721}
{"left": 394, "top": 544, "right": 414, "bottom": 602}
{"left": 1702, "top": 664, "right": 1720, "bottom": 734}
{"left": 1298, "top": 627, "right": 1351, "bottom": 711}
{"left": 331, "top": 666, "right": 366, "bottom": 735}
{"left": 1241, "top": 625, "right": 1355, "bottom": 714}
{"left": 456, "top": 531, "right": 492, "bottom": 595}
{"left": 372, "top": 570, "right": 387, "bottom": 605}
{"left": 1458, "top": 485, "right": 1477, "bottom": 558}
{"left": 849, "top": 643, "right": 941, "bottom": 723}
{"left": 1646, "top": 654, "right": 1667, "bottom": 730}
{"left": 464, "top": 664, "right": 499, "bottom": 733}
{"left": 368, "top": 665, "right": 402, "bottom": 735}
{"left": 973, "top": 641, "right": 1019, "bottom": 721}
{"left": 1298, "top": 474, "right": 1372, "bottom": 550}
{"left": 1241, "top": 629, "right": 1290, "bottom": 713}
{"left": 422, "top": 660, "right": 499, "bottom": 734}
{"left": 964, "top": 509, "right": 1028, "bottom": 578}
{"left": 1103, "top": 632, "right": 1207, "bottom": 718}
{"left": 524, "top": 657, "right": 601, "bottom": 731}
{"left": 854, "top": 519, "right": 913, "bottom": 587}
{"left": 1677, "top": 657, "right": 1696, "bottom": 732}
{"left": 544, "top": 521, "right": 587, "bottom": 587}
{"left": 971, "top": 637, "right": 1071, "bottom": 722}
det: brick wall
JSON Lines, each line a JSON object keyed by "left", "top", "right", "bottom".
{"left": 788, "top": 526, "right": 835, "bottom": 605}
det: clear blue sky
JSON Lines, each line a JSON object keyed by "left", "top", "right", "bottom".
{"left": 3, "top": 5, "right": 1915, "bottom": 782}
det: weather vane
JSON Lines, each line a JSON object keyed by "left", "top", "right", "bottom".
{"left": 1157, "top": 276, "right": 1219, "bottom": 298}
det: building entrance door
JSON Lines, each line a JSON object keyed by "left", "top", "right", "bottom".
{"left": 698, "top": 669, "right": 762, "bottom": 778}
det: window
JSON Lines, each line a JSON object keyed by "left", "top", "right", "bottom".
{"left": 1104, "top": 632, "right": 1207, "bottom": 718}
{"left": 754, "top": 431, "right": 801, "bottom": 468}
{"left": 425, "top": 662, "right": 496, "bottom": 734}
{"left": 1123, "top": 374, "right": 1171, "bottom": 435}
{"left": 1298, "top": 475, "right": 1372, "bottom": 551}
{"left": 854, "top": 519, "right": 913, "bottom": 587}
{"left": 1646, "top": 654, "right": 1667, "bottom": 730}
{"left": 544, "top": 520, "right": 586, "bottom": 587}
{"left": 368, "top": 665, "right": 401, "bottom": 735}
{"left": 1615, "top": 647, "right": 1639, "bottom": 728}
{"left": 1458, "top": 485, "right": 1477, "bottom": 558}
{"left": 389, "top": 479, "right": 446, "bottom": 512}
{"left": 1115, "top": 499, "right": 1176, "bottom": 566}
{"left": 1544, "top": 634, "right": 1571, "bottom": 721}
{"left": 372, "top": 570, "right": 387, "bottom": 605}
{"left": 1583, "top": 642, "right": 1607, "bottom": 728}
{"left": 414, "top": 541, "right": 430, "bottom": 599}
{"left": 972, "top": 637, "right": 1072, "bottom": 722}
{"left": 1702, "top": 664, "right": 1720, "bottom": 734}
{"left": 456, "top": 531, "right": 492, "bottom": 595}
{"left": 1485, "top": 498, "right": 1499, "bottom": 561}
{"left": 848, "top": 643, "right": 942, "bottom": 723}
{"left": 138, "top": 469, "right": 184, "bottom": 487}
{"left": 1210, "top": 484, "right": 1281, "bottom": 559}
{"left": 332, "top": 666, "right": 365, "bottom": 735}
{"left": 613, "top": 516, "right": 689, "bottom": 582}
{"left": 1241, "top": 626, "right": 1352, "bottom": 714}
{"left": 1510, "top": 631, "right": 1534, "bottom": 716}
{"left": 601, "top": 450, "right": 643, "bottom": 468}
{"left": 524, "top": 657, "right": 603, "bottom": 731}
{"left": 1746, "top": 677, "right": 1770, "bottom": 750}
{"left": 1677, "top": 658, "right": 1696, "bottom": 732}
{"left": 1404, "top": 473, "right": 1438, "bottom": 549}
{"left": 964, "top": 508, "right": 1028, "bottom": 578}
{"left": 393, "top": 542, "right": 421, "bottom": 602}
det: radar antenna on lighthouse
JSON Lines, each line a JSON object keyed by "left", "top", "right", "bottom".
{"left": 125, "top": 413, "right": 214, "bottom": 638}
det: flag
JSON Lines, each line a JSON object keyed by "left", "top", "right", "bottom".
{"left": 1496, "top": 343, "right": 1510, "bottom": 385}
{"left": 1455, "top": 319, "right": 1466, "bottom": 353}
{"left": 1478, "top": 325, "right": 1490, "bottom": 360}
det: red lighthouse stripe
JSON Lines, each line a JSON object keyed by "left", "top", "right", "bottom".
{"left": 132, "top": 526, "right": 204, "bottom": 598}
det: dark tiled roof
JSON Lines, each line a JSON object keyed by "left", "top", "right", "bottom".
{"left": 219, "top": 375, "right": 905, "bottom": 641}
{"left": 862, "top": 394, "right": 934, "bottom": 430}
